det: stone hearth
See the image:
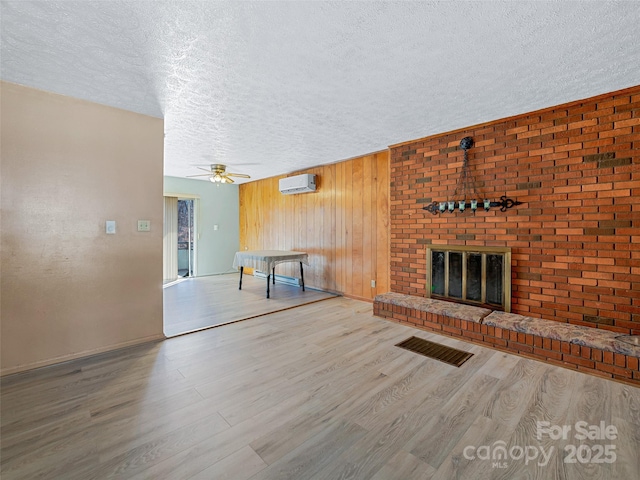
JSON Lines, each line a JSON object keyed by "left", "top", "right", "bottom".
{"left": 374, "top": 292, "right": 640, "bottom": 385}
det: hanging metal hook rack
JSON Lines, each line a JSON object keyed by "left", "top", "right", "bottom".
{"left": 422, "top": 136, "right": 523, "bottom": 215}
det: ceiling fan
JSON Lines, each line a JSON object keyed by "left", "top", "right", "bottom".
{"left": 187, "top": 164, "right": 251, "bottom": 184}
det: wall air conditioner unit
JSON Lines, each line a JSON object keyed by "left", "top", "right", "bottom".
{"left": 279, "top": 174, "right": 316, "bottom": 194}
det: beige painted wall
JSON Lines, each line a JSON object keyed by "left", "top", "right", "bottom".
{"left": 1, "top": 82, "right": 165, "bottom": 375}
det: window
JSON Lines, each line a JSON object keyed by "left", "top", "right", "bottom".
{"left": 426, "top": 245, "right": 511, "bottom": 312}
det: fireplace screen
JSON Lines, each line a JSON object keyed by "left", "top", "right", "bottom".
{"left": 426, "top": 245, "right": 511, "bottom": 312}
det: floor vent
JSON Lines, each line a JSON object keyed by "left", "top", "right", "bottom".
{"left": 396, "top": 336, "right": 473, "bottom": 367}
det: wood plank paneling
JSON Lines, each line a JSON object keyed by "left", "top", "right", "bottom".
{"left": 344, "top": 160, "right": 354, "bottom": 296}
{"left": 375, "top": 153, "right": 390, "bottom": 294}
{"left": 239, "top": 151, "right": 390, "bottom": 301}
{"left": 351, "top": 156, "right": 364, "bottom": 297}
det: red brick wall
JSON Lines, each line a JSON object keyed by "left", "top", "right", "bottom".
{"left": 389, "top": 86, "right": 640, "bottom": 334}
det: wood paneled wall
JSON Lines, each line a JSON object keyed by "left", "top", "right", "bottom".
{"left": 239, "top": 151, "right": 390, "bottom": 301}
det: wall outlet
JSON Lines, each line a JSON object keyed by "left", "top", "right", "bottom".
{"left": 137, "top": 220, "right": 151, "bottom": 232}
{"left": 106, "top": 220, "right": 116, "bottom": 234}
{"left": 371, "top": 280, "right": 376, "bottom": 288}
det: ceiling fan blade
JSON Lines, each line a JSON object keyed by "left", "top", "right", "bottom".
{"left": 197, "top": 166, "right": 213, "bottom": 173}
{"left": 186, "top": 174, "right": 214, "bottom": 177}
{"left": 226, "top": 172, "right": 251, "bottom": 178}
{"left": 224, "top": 176, "right": 235, "bottom": 183}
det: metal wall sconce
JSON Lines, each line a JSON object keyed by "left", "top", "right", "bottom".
{"left": 423, "top": 136, "right": 523, "bottom": 215}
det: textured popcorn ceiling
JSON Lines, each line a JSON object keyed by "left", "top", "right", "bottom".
{"left": 2, "top": 1, "right": 639, "bottom": 183}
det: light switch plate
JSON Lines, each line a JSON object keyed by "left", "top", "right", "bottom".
{"left": 138, "top": 220, "right": 151, "bottom": 232}
{"left": 106, "top": 220, "right": 116, "bottom": 234}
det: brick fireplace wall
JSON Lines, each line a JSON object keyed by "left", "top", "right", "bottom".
{"left": 389, "top": 86, "right": 639, "bottom": 334}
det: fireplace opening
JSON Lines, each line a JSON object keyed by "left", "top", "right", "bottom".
{"left": 426, "top": 245, "right": 511, "bottom": 312}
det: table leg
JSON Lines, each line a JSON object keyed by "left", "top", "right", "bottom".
{"left": 239, "top": 266, "right": 243, "bottom": 290}
{"left": 266, "top": 273, "right": 270, "bottom": 298}
{"left": 300, "top": 262, "right": 305, "bottom": 291}
{"left": 272, "top": 267, "right": 275, "bottom": 284}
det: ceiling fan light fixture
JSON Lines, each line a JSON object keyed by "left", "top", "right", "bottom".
{"left": 189, "top": 163, "right": 250, "bottom": 184}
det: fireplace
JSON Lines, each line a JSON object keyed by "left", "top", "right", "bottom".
{"left": 388, "top": 87, "right": 638, "bottom": 333}
{"left": 381, "top": 87, "right": 639, "bottom": 383}
{"left": 426, "top": 245, "right": 511, "bottom": 312}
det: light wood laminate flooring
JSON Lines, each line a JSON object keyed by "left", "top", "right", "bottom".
{"left": 2, "top": 297, "right": 639, "bottom": 479}
{"left": 163, "top": 273, "right": 337, "bottom": 336}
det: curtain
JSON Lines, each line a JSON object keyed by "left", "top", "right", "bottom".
{"left": 163, "top": 196, "right": 178, "bottom": 282}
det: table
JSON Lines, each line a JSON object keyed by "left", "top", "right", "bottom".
{"left": 233, "top": 250, "right": 309, "bottom": 298}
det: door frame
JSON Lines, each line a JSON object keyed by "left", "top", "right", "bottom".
{"left": 166, "top": 192, "right": 200, "bottom": 278}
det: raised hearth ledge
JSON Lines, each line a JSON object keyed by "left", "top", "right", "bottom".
{"left": 374, "top": 292, "right": 640, "bottom": 384}
{"left": 483, "top": 311, "right": 640, "bottom": 358}
{"left": 373, "top": 292, "right": 491, "bottom": 323}
{"left": 374, "top": 292, "right": 639, "bottom": 357}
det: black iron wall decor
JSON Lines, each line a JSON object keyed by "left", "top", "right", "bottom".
{"left": 422, "top": 136, "right": 523, "bottom": 215}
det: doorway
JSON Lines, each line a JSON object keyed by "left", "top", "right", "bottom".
{"left": 163, "top": 195, "right": 198, "bottom": 284}
{"left": 177, "top": 198, "right": 195, "bottom": 278}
